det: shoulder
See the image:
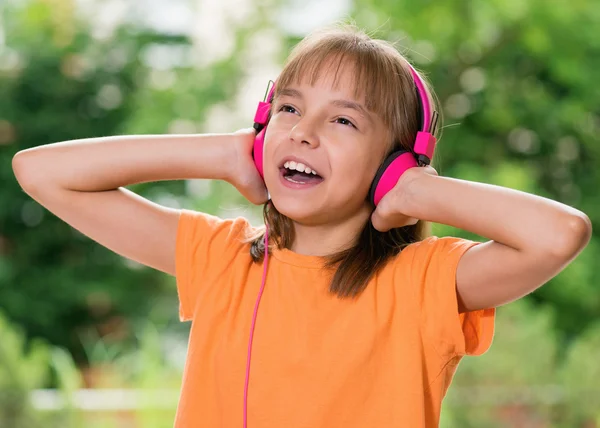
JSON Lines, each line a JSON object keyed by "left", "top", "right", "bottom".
{"left": 402, "top": 235, "right": 479, "bottom": 265}
{"left": 178, "top": 209, "right": 259, "bottom": 246}
{"left": 405, "top": 235, "right": 476, "bottom": 252}
{"left": 388, "top": 235, "right": 480, "bottom": 287}
{"left": 381, "top": 235, "right": 469, "bottom": 278}
{"left": 176, "top": 209, "right": 261, "bottom": 271}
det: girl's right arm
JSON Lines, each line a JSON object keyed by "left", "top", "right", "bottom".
{"left": 11, "top": 130, "right": 266, "bottom": 276}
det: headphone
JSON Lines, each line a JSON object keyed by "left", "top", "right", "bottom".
{"left": 251, "top": 62, "right": 439, "bottom": 206}
{"left": 242, "top": 63, "right": 439, "bottom": 427}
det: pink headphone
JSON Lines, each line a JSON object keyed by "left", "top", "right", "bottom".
{"left": 251, "top": 62, "right": 439, "bottom": 206}
{"left": 242, "top": 63, "right": 438, "bottom": 427}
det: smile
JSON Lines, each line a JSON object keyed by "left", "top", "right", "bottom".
{"left": 279, "top": 167, "right": 324, "bottom": 189}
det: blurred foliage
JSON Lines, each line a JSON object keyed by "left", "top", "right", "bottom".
{"left": 0, "top": 309, "right": 76, "bottom": 427}
{"left": 0, "top": 309, "right": 48, "bottom": 427}
{"left": 0, "top": 0, "right": 258, "bottom": 367}
{"left": 0, "top": 308, "right": 182, "bottom": 427}
{"left": 442, "top": 299, "right": 600, "bottom": 427}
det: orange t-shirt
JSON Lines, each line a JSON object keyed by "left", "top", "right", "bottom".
{"left": 174, "top": 209, "right": 495, "bottom": 427}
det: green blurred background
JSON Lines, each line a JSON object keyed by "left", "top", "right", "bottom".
{"left": 1, "top": 0, "right": 598, "bottom": 426}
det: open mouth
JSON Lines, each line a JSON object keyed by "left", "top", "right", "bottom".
{"left": 280, "top": 161, "right": 324, "bottom": 185}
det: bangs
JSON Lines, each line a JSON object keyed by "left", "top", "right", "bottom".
{"left": 274, "top": 36, "right": 418, "bottom": 133}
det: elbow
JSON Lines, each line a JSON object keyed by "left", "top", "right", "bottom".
{"left": 551, "top": 213, "right": 593, "bottom": 260}
{"left": 12, "top": 150, "right": 42, "bottom": 194}
{"left": 13, "top": 151, "right": 29, "bottom": 185}
{"left": 574, "top": 213, "right": 593, "bottom": 249}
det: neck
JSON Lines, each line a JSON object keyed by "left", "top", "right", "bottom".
{"left": 289, "top": 204, "right": 372, "bottom": 256}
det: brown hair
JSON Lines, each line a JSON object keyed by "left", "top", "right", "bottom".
{"left": 246, "top": 23, "right": 441, "bottom": 299}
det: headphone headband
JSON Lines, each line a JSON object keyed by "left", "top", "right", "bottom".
{"left": 406, "top": 63, "right": 438, "bottom": 135}
{"left": 259, "top": 66, "right": 436, "bottom": 134}
{"left": 407, "top": 65, "right": 430, "bottom": 133}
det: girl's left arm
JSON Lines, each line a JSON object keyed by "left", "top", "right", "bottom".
{"left": 379, "top": 167, "right": 592, "bottom": 313}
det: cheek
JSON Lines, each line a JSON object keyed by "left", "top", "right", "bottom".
{"left": 337, "top": 138, "right": 380, "bottom": 171}
{"left": 263, "top": 117, "right": 292, "bottom": 153}
{"left": 263, "top": 119, "right": 288, "bottom": 151}
{"left": 262, "top": 126, "right": 287, "bottom": 183}
{"left": 332, "top": 146, "right": 384, "bottom": 197}
{"left": 332, "top": 152, "right": 374, "bottom": 189}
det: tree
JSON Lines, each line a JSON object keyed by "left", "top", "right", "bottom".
{"left": 0, "top": 0, "right": 251, "bottom": 365}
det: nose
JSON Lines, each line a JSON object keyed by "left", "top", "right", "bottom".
{"left": 288, "top": 117, "right": 320, "bottom": 148}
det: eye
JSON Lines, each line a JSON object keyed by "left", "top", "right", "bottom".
{"left": 278, "top": 104, "right": 298, "bottom": 114}
{"left": 335, "top": 117, "right": 357, "bottom": 129}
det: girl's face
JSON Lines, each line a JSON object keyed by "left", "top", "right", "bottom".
{"left": 263, "top": 67, "right": 390, "bottom": 226}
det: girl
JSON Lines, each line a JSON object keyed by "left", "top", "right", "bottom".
{"left": 12, "top": 24, "right": 591, "bottom": 428}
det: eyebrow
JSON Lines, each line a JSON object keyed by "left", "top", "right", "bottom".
{"left": 330, "top": 99, "right": 373, "bottom": 124}
{"left": 277, "top": 88, "right": 373, "bottom": 125}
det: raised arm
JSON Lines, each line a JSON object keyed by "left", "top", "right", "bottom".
{"left": 12, "top": 129, "right": 266, "bottom": 275}
{"left": 371, "top": 166, "right": 592, "bottom": 313}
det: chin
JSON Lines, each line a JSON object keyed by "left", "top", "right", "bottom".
{"left": 270, "top": 195, "right": 323, "bottom": 225}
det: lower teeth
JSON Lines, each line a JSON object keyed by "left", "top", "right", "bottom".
{"left": 285, "top": 176, "right": 309, "bottom": 184}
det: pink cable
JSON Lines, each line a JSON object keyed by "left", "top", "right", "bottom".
{"left": 243, "top": 226, "right": 269, "bottom": 427}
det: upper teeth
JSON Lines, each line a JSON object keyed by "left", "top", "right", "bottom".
{"left": 284, "top": 161, "right": 318, "bottom": 175}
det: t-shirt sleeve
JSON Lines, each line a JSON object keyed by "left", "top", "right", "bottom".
{"left": 409, "top": 236, "right": 496, "bottom": 359}
{"left": 175, "top": 209, "right": 252, "bottom": 322}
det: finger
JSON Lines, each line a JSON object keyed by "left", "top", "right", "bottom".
{"left": 370, "top": 212, "right": 390, "bottom": 233}
{"left": 371, "top": 213, "right": 419, "bottom": 231}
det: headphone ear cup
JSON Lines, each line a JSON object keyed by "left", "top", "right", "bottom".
{"left": 252, "top": 83, "right": 275, "bottom": 181}
{"left": 369, "top": 151, "right": 418, "bottom": 206}
{"left": 252, "top": 127, "right": 266, "bottom": 179}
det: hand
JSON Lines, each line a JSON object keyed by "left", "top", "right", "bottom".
{"left": 229, "top": 128, "right": 269, "bottom": 205}
{"left": 370, "top": 165, "right": 438, "bottom": 232}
